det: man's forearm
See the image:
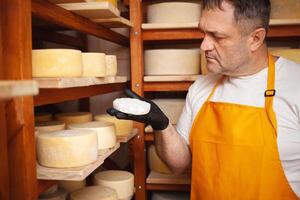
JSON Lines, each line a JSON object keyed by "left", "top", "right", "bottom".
{"left": 154, "top": 123, "right": 191, "bottom": 174}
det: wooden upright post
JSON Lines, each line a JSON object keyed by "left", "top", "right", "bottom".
{"left": 1, "top": 0, "right": 38, "bottom": 199}
{"left": 129, "top": 0, "right": 147, "bottom": 199}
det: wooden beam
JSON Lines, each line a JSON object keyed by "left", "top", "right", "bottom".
{"left": 143, "top": 29, "right": 204, "bottom": 41}
{"left": 31, "top": 0, "right": 129, "bottom": 47}
{"left": 2, "top": 0, "right": 38, "bottom": 199}
{"left": 32, "top": 29, "right": 85, "bottom": 49}
{"left": 130, "top": 0, "right": 147, "bottom": 199}
{"left": 144, "top": 82, "right": 193, "bottom": 92}
{"left": 146, "top": 183, "right": 190, "bottom": 191}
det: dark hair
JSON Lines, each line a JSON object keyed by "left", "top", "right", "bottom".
{"left": 202, "top": 0, "right": 270, "bottom": 32}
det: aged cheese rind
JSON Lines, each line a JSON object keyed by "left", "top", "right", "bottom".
{"left": 270, "top": 0, "right": 300, "bottom": 19}
{"left": 94, "top": 114, "right": 133, "bottom": 136}
{"left": 94, "top": 170, "right": 134, "bottom": 200}
{"left": 105, "top": 55, "right": 118, "bottom": 76}
{"left": 82, "top": 53, "right": 106, "bottom": 77}
{"left": 32, "top": 49, "right": 83, "bottom": 78}
{"left": 36, "top": 130, "right": 98, "bottom": 168}
{"left": 58, "top": 180, "right": 86, "bottom": 193}
{"left": 68, "top": 121, "right": 117, "bottom": 150}
{"left": 270, "top": 49, "right": 300, "bottom": 64}
{"left": 55, "top": 112, "right": 92, "bottom": 126}
{"left": 35, "top": 121, "right": 66, "bottom": 133}
{"left": 70, "top": 186, "right": 117, "bottom": 200}
{"left": 144, "top": 49, "right": 201, "bottom": 76}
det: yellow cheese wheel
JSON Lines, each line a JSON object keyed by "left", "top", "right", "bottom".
{"left": 82, "top": 53, "right": 106, "bottom": 77}
{"left": 35, "top": 113, "right": 53, "bottom": 122}
{"left": 152, "top": 99, "right": 185, "bottom": 125}
{"left": 94, "top": 170, "right": 134, "bottom": 200}
{"left": 32, "top": 49, "right": 83, "bottom": 78}
{"left": 148, "top": 145, "right": 172, "bottom": 174}
{"left": 35, "top": 121, "right": 66, "bottom": 134}
{"left": 70, "top": 186, "right": 117, "bottom": 200}
{"left": 105, "top": 55, "right": 118, "bottom": 76}
{"left": 55, "top": 112, "right": 92, "bottom": 126}
{"left": 94, "top": 114, "right": 133, "bottom": 136}
{"left": 58, "top": 180, "right": 86, "bottom": 193}
{"left": 68, "top": 121, "right": 117, "bottom": 150}
{"left": 270, "top": 49, "right": 300, "bottom": 64}
{"left": 270, "top": 0, "right": 300, "bottom": 19}
{"left": 36, "top": 130, "right": 98, "bottom": 168}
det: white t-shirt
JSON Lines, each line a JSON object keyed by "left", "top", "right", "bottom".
{"left": 177, "top": 57, "right": 300, "bottom": 197}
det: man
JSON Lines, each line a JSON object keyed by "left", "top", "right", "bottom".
{"left": 108, "top": 0, "right": 300, "bottom": 199}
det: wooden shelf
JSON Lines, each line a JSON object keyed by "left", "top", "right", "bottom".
{"left": 146, "top": 183, "right": 190, "bottom": 191}
{"left": 93, "top": 17, "right": 133, "bottom": 28}
{"left": 144, "top": 82, "right": 193, "bottom": 92}
{"left": 117, "top": 128, "right": 138, "bottom": 143}
{"left": 37, "top": 142, "right": 120, "bottom": 181}
{"left": 34, "top": 82, "right": 127, "bottom": 106}
{"left": 0, "top": 80, "right": 39, "bottom": 99}
{"left": 144, "top": 75, "right": 200, "bottom": 82}
{"left": 31, "top": 0, "right": 129, "bottom": 46}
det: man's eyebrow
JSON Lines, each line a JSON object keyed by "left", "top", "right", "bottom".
{"left": 199, "top": 24, "right": 227, "bottom": 36}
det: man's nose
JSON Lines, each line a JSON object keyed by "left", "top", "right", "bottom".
{"left": 200, "top": 35, "right": 214, "bottom": 52}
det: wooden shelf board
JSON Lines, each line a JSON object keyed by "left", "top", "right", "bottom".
{"left": 144, "top": 82, "right": 193, "bottom": 92}
{"left": 37, "top": 142, "right": 120, "bottom": 181}
{"left": 146, "top": 183, "right": 191, "bottom": 191}
{"left": 48, "top": 0, "right": 87, "bottom": 3}
{"left": 0, "top": 80, "right": 39, "bottom": 99}
{"left": 269, "top": 19, "right": 300, "bottom": 26}
{"left": 93, "top": 17, "right": 133, "bottom": 28}
{"left": 146, "top": 171, "right": 191, "bottom": 185}
{"left": 34, "top": 82, "right": 127, "bottom": 106}
{"left": 32, "top": 0, "right": 129, "bottom": 47}
{"left": 144, "top": 75, "right": 200, "bottom": 82}
{"left": 35, "top": 76, "right": 127, "bottom": 89}
{"left": 142, "top": 22, "right": 198, "bottom": 30}
{"left": 117, "top": 128, "right": 138, "bottom": 143}
{"left": 57, "top": 2, "right": 120, "bottom": 19}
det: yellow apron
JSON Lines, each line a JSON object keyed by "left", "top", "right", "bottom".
{"left": 189, "top": 55, "right": 299, "bottom": 200}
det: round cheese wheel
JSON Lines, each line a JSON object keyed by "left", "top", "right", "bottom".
{"left": 68, "top": 121, "right": 117, "bottom": 150}
{"left": 147, "top": 2, "right": 201, "bottom": 23}
{"left": 55, "top": 112, "right": 92, "bottom": 126}
{"left": 148, "top": 145, "right": 172, "bottom": 174}
{"left": 58, "top": 180, "right": 86, "bottom": 193}
{"left": 113, "top": 98, "right": 151, "bottom": 115}
{"left": 94, "top": 170, "right": 134, "bottom": 200}
{"left": 270, "top": 0, "right": 300, "bottom": 19}
{"left": 151, "top": 192, "right": 190, "bottom": 200}
{"left": 36, "top": 130, "right": 98, "bottom": 168}
{"left": 270, "top": 49, "right": 300, "bottom": 64}
{"left": 105, "top": 55, "right": 117, "bottom": 76}
{"left": 39, "top": 188, "right": 67, "bottom": 200}
{"left": 35, "top": 113, "right": 53, "bottom": 122}
{"left": 70, "top": 186, "right": 117, "bottom": 200}
{"left": 82, "top": 53, "right": 106, "bottom": 77}
{"left": 32, "top": 49, "right": 83, "bottom": 78}
{"left": 94, "top": 114, "right": 133, "bottom": 136}
{"left": 152, "top": 99, "right": 185, "bottom": 125}
{"left": 144, "top": 49, "right": 201, "bottom": 76}
{"left": 35, "top": 121, "right": 66, "bottom": 134}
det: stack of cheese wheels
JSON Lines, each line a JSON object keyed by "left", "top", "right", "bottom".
{"left": 147, "top": 2, "right": 201, "bottom": 23}
{"left": 32, "top": 49, "right": 83, "bottom": 78}
{"left": 35, "top": 121, "right": 66, "bottom": 134}
{"left": 36, "top": 130, "right": 98, "bottom": 168}
{"left": 151, "top": 192, "right": 190, "bottom": 200}
{"left": 39, "top": 188, "right": 67, "bottom": 200}
{"left": 55, "top": 112, "right": 92, "bottom": 126}
{"left": 68, "top": 121, "right": 117, "bottom": 150}
{"left": 148, "top": 145, "right": 172, "bottom": 174}
{"left": 105, "top": 55, "right": 118, "bottom": 76}
{"left": 94, "top": 114, "right": 133, "bottom": 136}
{"left": 94, "top": 170, "right": 134, "bottom": 200}
{"left": 144, "top": 49, "right": 201, "bottom": 76}
{"left": 270, "top": 49, "right": 300, "bottom": 64}
{"left": 152, "top": 99, "right": 185, "bottom": 125}
{"left": 270, "top": 0, "right": 300, "bottom": 19}
{"left": 35, "top": 113, "right": 53, "bottom": 122}
{"left": 70, "top": 186, "right": 117, "bottom": 200}
{"left": 82, "top": 53, "right": 106, "bottom": 77}
{"left": 58, "top": 180, "right": 86, "bottom": 193}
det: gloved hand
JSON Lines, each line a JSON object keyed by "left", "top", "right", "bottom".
{"left": 107, "top": 89, "right": 169, "bottom": 131}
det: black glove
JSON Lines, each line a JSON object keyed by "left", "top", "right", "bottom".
{"left": 107, "top": 89, "right": 169, "bottom": 131}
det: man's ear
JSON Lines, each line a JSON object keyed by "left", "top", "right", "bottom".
{"left": 249, "top": 28, "right": 267, "bottom": 51}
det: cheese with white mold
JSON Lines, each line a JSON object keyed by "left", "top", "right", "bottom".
{"left": 36, "top": 130, "right": 98, "bottom": 168}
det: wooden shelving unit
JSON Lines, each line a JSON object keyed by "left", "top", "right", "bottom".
{"left": 0, "top": 0, "right": 135, "bottom": 199}
{"left": 129, "top": 1, "right": 300, "bottom": 199}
